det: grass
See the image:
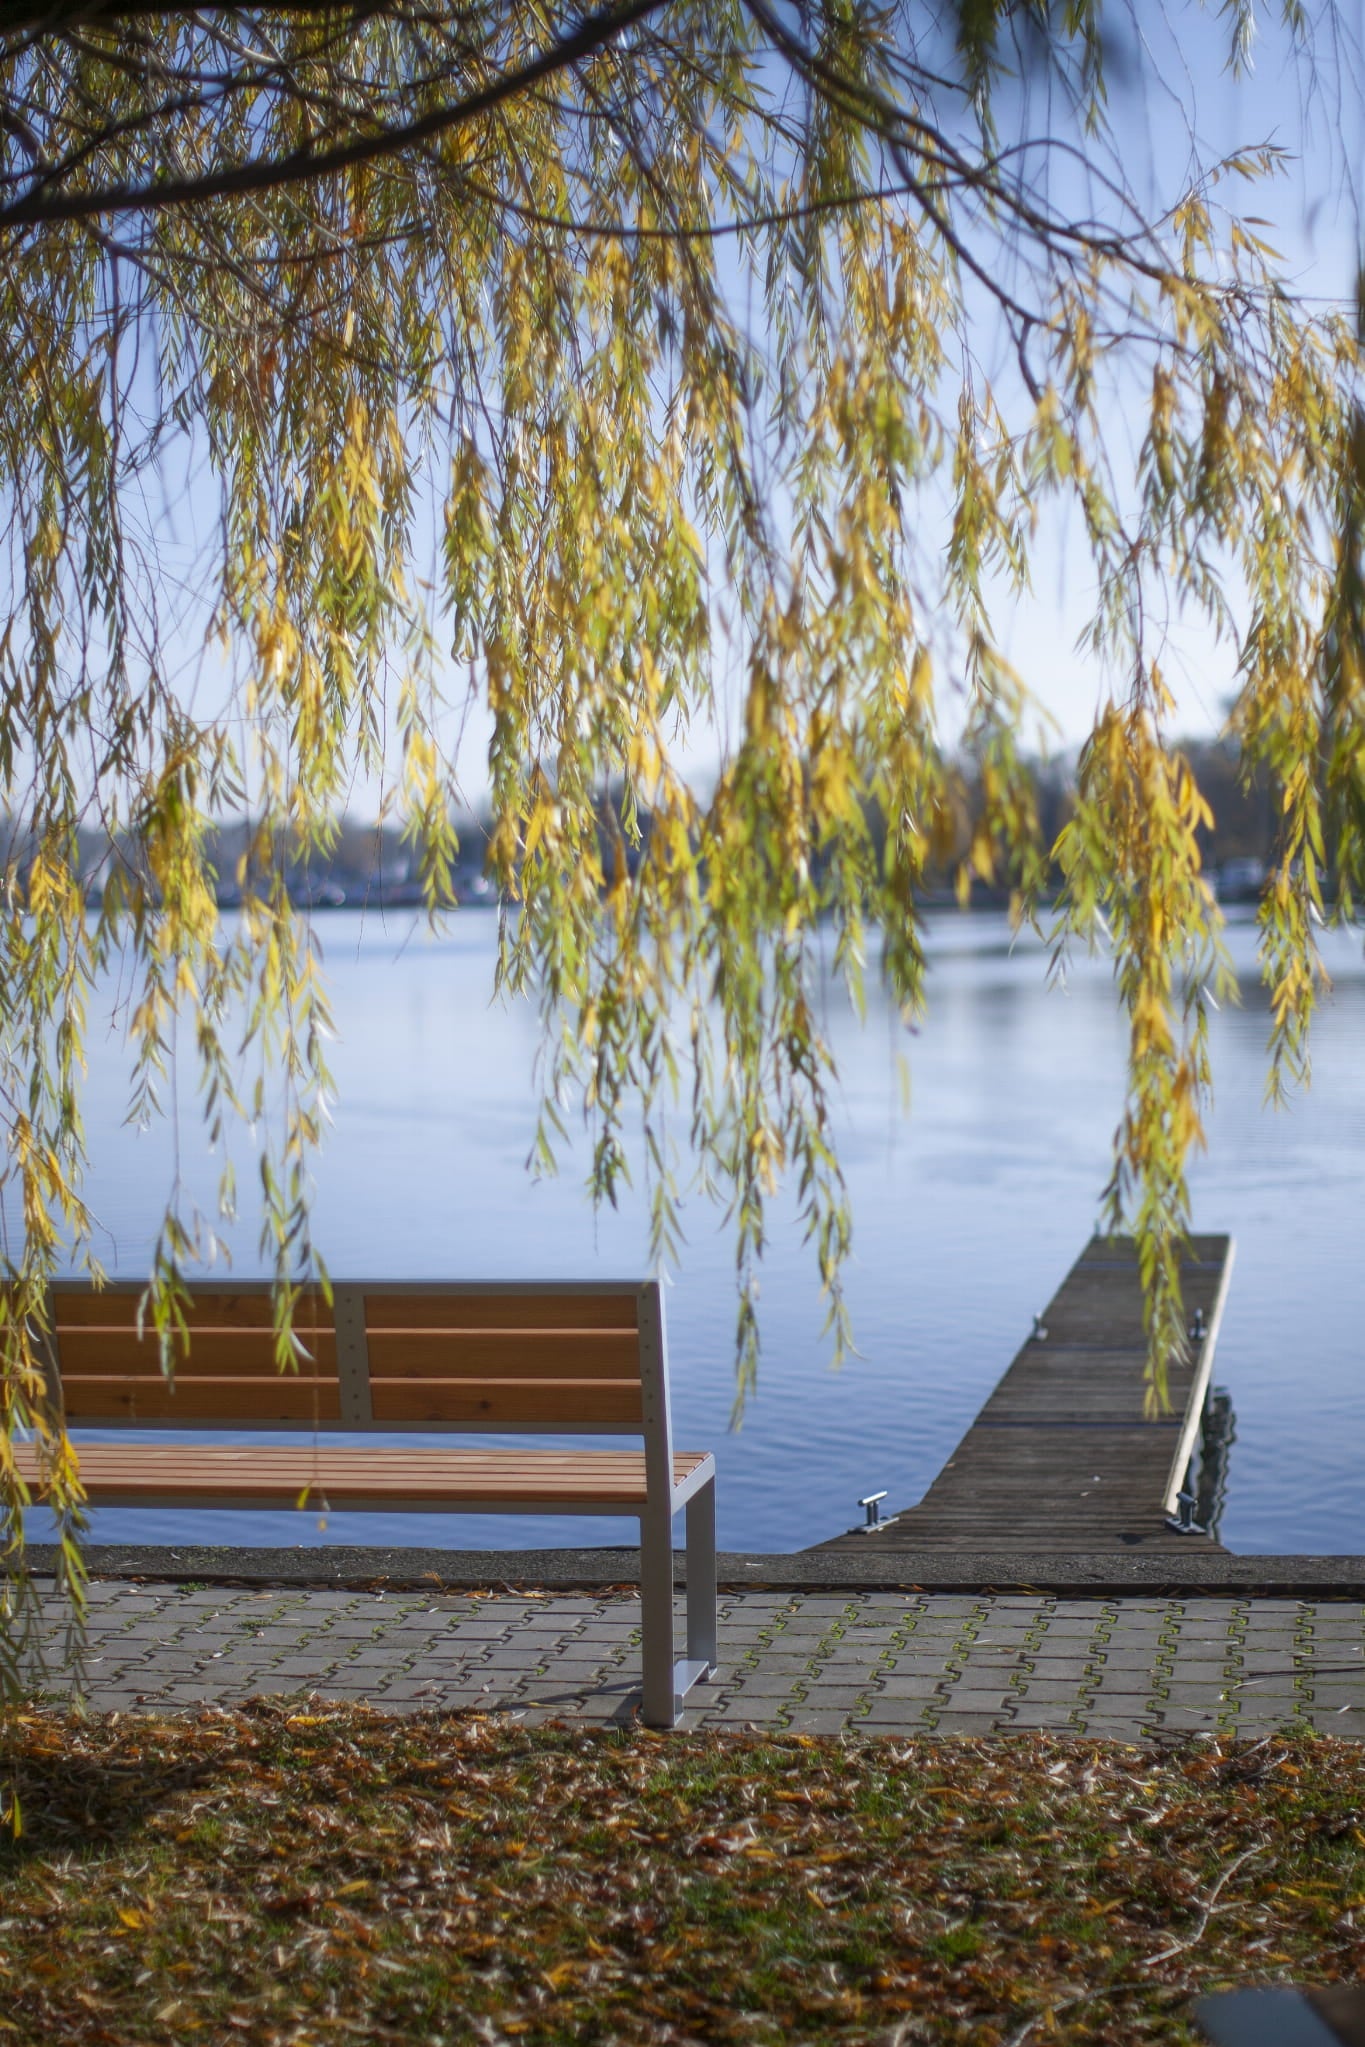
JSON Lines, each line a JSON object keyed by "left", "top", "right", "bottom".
{"left": 2, "top": 1703, "right": 1364, "bottom": 2043}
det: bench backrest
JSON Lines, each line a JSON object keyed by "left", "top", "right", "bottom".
{"left": 34, "top": 1282, "right": 673, "bottom": 1459}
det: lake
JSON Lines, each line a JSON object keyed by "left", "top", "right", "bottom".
{"left": 23, "top": 905, "right": 1365, "bottom": 1556}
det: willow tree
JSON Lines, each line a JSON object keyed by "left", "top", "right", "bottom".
{"left": 2, "top": 0, "right": 1363, "bottom": 1640}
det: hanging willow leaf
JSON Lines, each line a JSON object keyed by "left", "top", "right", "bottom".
{"left": 1, "top": 3, "right": 1363, "bottom": 1649}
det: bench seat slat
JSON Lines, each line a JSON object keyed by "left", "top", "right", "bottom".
{"left": 15, "top": 1444, "right": 710, "bottom": 1509}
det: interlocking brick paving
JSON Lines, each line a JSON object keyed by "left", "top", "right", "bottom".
{"left": 16, "top": 1579, "right": 1365, "bottom": 1736}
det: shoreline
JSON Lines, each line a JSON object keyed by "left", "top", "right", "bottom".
{"left": 22, "top": 1541, "right": 1365, "bottom": 1598}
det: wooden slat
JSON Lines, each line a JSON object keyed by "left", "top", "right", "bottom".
{"left": 14, "top": 1443, "right": 708, "bottom": 1507}
{"left": 60, "top": 1378, "right": 343, "bottom": 1424}
{"left": 368, "top": 1378, "right": 643, "bottom": 1427}
{"left": 40, "top": 1282, "right": 656, "bottom": 1444}
{"left": 54, "top": 1331, "right": 338, "bottom": 1378}
{"left": 51, "top": 1290, "right": 321, "bottom": 1330}
{"left": 363, "top": 1330, "right": 639, "bottom": 1381}
{"left": 363, "top": 1293, "right": 639, "bottom": 1331}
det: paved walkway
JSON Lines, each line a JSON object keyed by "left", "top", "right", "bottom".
{"left": 18, "top": 1580, "right": 1365, "bottom": 1735}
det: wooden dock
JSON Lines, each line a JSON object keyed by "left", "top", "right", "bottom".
{"left": 817, "top": 1234, "right": 1235, "bottom": 1555}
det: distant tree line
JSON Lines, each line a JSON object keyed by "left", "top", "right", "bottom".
{"left": 3, "top": 740, "right": 1284, "bottom": 915}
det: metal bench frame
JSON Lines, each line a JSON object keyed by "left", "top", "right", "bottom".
{"left": 23, "top": 1277, "right": 718, "bottom": 1728}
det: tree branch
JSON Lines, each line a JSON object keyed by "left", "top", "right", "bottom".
{"left": 0, "top": 0, "right": 389, "bottom": 33}
{"left": 0, "top": 0, "right": 671, "bottom": 227}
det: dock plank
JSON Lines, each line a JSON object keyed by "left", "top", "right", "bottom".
{"left": 815, "top": 1235, "right": 1234, "bottom": 1555}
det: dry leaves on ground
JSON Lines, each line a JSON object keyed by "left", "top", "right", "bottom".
{"left": 2, "top": 1706, "right": 1363, "bottom": 2043}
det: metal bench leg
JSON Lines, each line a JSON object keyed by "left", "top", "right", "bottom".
{"left": 638, "top": 1507, "right": 677, "bottom": 1729}
{"left": 685, "top": 1477, "right": 718, "bottom": 1675}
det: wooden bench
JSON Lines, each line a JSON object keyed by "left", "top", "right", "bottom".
{"left": 15, "top": 1278, "right": 718, "bottom": 1727}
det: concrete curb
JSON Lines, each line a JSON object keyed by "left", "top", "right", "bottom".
{"left": 22, "top": 1543, "right": 1365, "bottom": 1598}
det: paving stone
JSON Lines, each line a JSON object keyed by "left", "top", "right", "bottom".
{"left": 868, "top": 1672, "right": 945, "bottom": 1699}
{"left": 418, "top": 1624, "right": 523, "bottom": 1644}
{"left": 879, "top": 1662, "right": 965, "bottom": 1678}
{"left": 860, "top": 1704, "right": 940, "bottom": 1730}
{"left": 721, "top": 1672, "right": 808, "bottom": 1700}
{"left": 798, "top": 1687, "right": 875, "bottom": 1712}
{"left": 1009, "top": 1704, "right": 1084, "bottom": 1729}
{"left": 690, "top": 1701, "right": 777, "bottom": 1725}
{"left": 1084, "top": 1692, "right": 1165, "bottom": 1717}
{"left": 144, "top": 1681, "right": 224, "bottom": 1704}
{"left": 921, "top": 1710, "right": 1011, "bottom": 1733}
{"left": 733, "top": 1653, "right": 818, "bottom": 1671}
{"left": 260, "top": 1655, "right": 342, "bottom": 1678}
{"left": 1155, "top": 1708, "right": 1228, "bottom": 1731}
{"left": 535, "top": 1652, "right": 619, "bottom": 1674}
{"left": 466, "top": 1648, "right": 551, "bottom": 1670}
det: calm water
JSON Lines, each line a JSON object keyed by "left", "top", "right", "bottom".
{"left": 24, "top": 907, "right": 1365, "bottom": 1555}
